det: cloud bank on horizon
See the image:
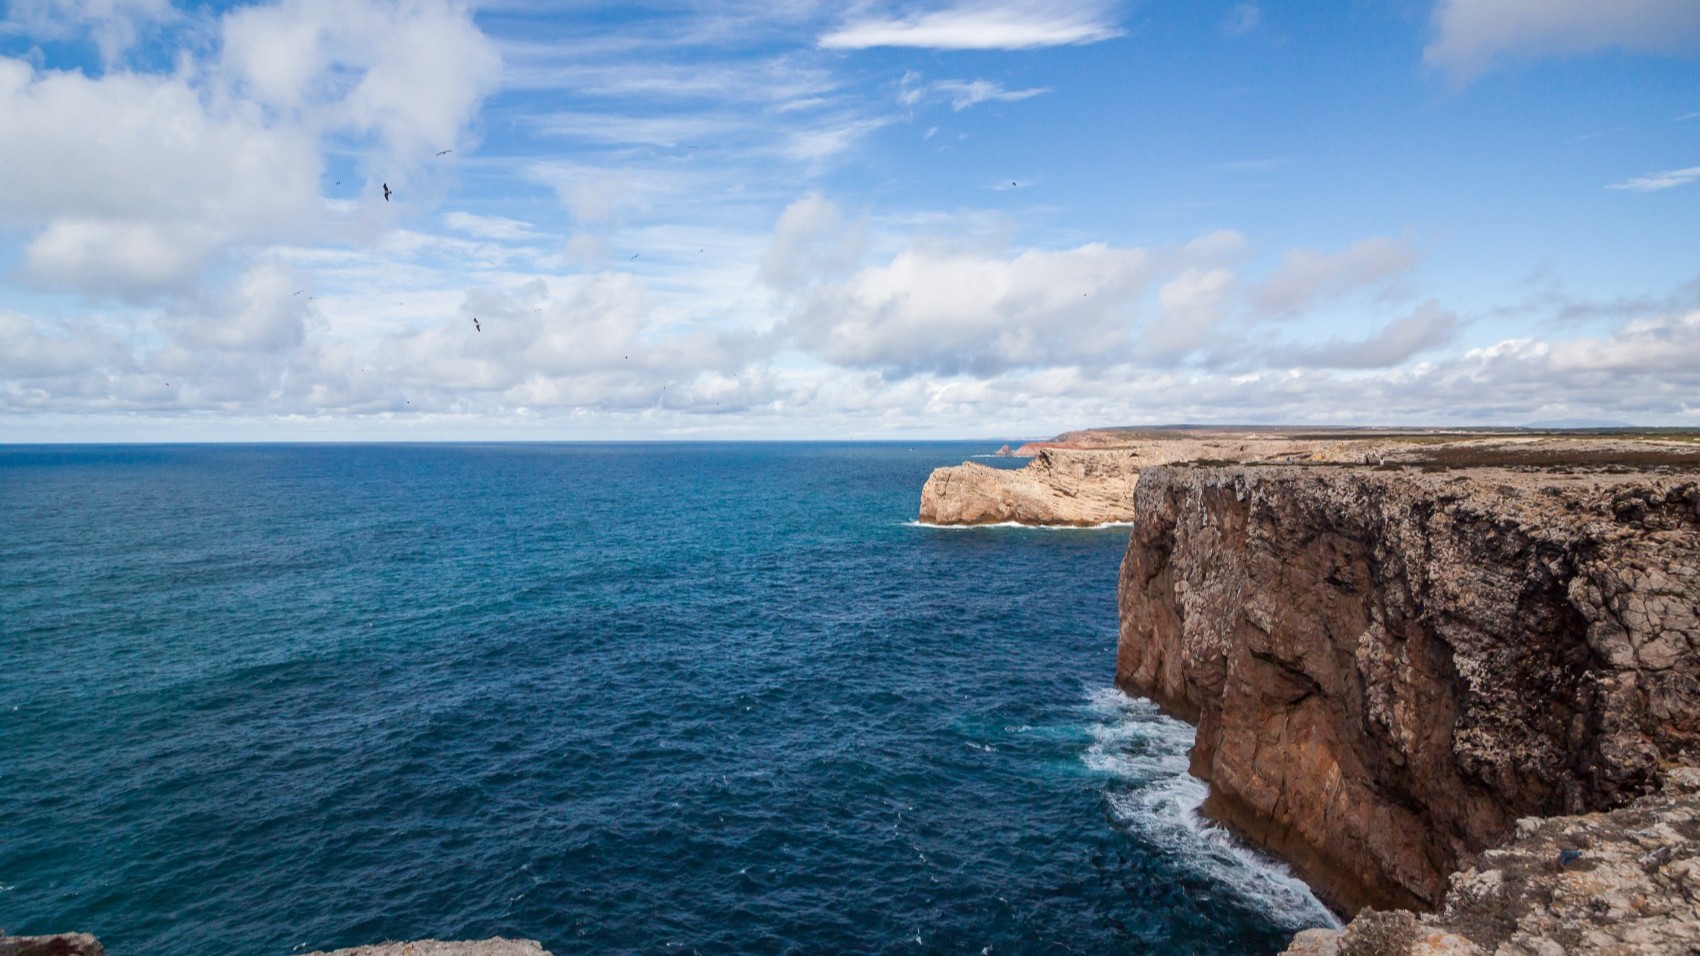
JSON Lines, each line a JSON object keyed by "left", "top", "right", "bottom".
{"left": 0, "top": 0, "right": 1697, "bottom": 440}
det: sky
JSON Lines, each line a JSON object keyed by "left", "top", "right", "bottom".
{"left": 0, "top": 0, "right": 1697, "bottom": 441}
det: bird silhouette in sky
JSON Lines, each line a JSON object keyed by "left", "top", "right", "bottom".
{"left": 437, "top": 149, "right": 452, "bottom": 156}
{"left": 293, "top": 290, "right": 302, "bottom": 296}
{"left": 630, "top": 254, "right": 640, "bottom": 260}
{"left": 473, "top": 317, "right": 482, "bottom": 332}
{"left": 383, "top": 183, "right": 392, "bottom": 201}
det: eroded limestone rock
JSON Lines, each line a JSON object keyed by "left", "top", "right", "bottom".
{"left": 1117, "top": 465, "right": 1700, "bottom": 914}
{"left": 1281, "top": 770, "right": 1700, "bottom": 955}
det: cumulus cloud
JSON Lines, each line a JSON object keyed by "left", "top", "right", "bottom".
{"left": 1606, "top": 165, "right": 1700, "bottom": 192}
{"left": 1251, "top": 236, "right": 1419, "bottom": 315}
{"left": 820, "top": 0, "right": 1124, "bottom": 51}
{"left": 1146, "top": 267, "right": 1235, "bottom": 357}
{"left": 0, "top": 0, "right": 500, "bottom": 299}
{"left": 0, "top": 59, "right": 319, "bottom": 296}
{"left": 1427, "top": 0, "right": 1700, "bottom": 82}
{"left": 779, "top": 241, "right": 1161, "bottom": 375}
{"left": 219, "top": 0, "right": 501, "bottom": 157}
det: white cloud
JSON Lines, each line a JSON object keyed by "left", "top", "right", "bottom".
{"left": 2, "top": 0, "right": 176, "bottom": 67}
{"left": 780, "top": 240, "right": 1161, "bottom": 375}
{"left": 898, "top": 71, "right": 1049, "bottom": 111}
{"left": 441, "top": 212, "right": 545, "bottom": 241}
{"left": 0, "top": 58, "right": 320, "bottom": 296}
{"left": 782, "top": 116, "right": 890, "bottom": 163}
{"left": 0, "top": 0, "right": 501, "bottom": 300}
{"left": 1427, "top": 0, "right": 1700, "bottom": 82}
{"left": 820, "top": 1, "right": 1123, "bottom": 51}
{"left": 1251, "top": 236, "right": 1419, "bottom": 315}
{"left": 1606, "top": 165, "right": 1700, "bottom": 192}
{"left": 220, "top": 0, "right": 501, "bottom": 158}
{"left": 0, "top": 308, "right": 128, "bottom": 379}
{"left": 762, "top": 193, "right": 865, "bottom": 291}
{"left": 931, "top": 79, "right": 1049, "bottom": 111}
{"left": 1147, "top": 267, "right": 1235, "bottom": 356}
{"left": 1275, "top": 300, "right": 1458, "bottom": 369}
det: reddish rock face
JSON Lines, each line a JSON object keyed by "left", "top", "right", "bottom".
{"left": 1117, "top": 465, "right": 1700, "bottom": 915}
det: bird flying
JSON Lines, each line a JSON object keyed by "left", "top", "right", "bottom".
{"left": 383, "top": 183, "right": 392, "bottom": 201}
{"left": 473, "top": 317, "right": 482, "bottom": 332}
{"left": 437, "top": 149, "right": 452, "bottom": 156}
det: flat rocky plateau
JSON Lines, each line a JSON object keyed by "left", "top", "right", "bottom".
{"left": 919, "top": 427, "right": 1700, "bottom": 526}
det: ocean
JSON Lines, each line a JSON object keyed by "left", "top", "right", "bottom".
{"left": 0, "top": 443, "right": 1334, "bottom": 954}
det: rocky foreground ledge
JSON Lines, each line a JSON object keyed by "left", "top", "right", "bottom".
{"left": 1115, "top": 457, "right": 1700, "bottom": 944}
{"left": 1285, "top": 768, "right": 1700, "bottom": 955}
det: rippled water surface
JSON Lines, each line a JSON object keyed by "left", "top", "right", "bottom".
{"left": 1, "top": 443, "right": 1331, "bottom": 954}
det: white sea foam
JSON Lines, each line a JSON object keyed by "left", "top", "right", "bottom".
{"left": 1080, "top": 686, "right": 1341, "bottom": 931}
{"left": 902, "top": 520, "right": 1134, "bottom": 531}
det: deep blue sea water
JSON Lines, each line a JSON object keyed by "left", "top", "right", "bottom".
{"left": 1, "top": 443, "right": 1332, "bottom": 955}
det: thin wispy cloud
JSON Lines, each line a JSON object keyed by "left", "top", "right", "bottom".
{"left": 1223, "top": 3, "right": 1259, "bottom": 37}
{"left": 819, "top": 1, "right": 1123, "bottom": 51}
{"left": 1607, "top": 165, "right": 1700, "bottom": 192}
{"left": 1427, "top": 0, "right": 1700, "bottom": 82}
{"left": 898, "top": 73, "right": 1049, "bottom": 111}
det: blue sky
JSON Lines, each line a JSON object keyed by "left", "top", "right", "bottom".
{"left": 1, "top": 0, "right": 1697, "bottom": 440}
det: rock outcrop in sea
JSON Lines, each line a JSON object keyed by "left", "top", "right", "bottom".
{"left": 918, "top": 448, "right": 1142, "bottom": 525}
{"left": 0, "top": 933, "right": 105, "bottom": 955}
{"left": 1116, "top": 463, "right": 1700, "bottom": 920}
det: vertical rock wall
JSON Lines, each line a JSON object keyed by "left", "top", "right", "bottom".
{"left": 1116, "top": 466, "right": 1700, "bottom": 914}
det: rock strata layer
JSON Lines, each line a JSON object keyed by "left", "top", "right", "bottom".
{"left": 1283, "top": 767, "right": 1700, "bottom": 955}
{"left": 1116, "top": 465, "right": 1700, "bottom": 915}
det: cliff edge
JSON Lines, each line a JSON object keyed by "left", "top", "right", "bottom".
{"left": 1116, "top": 464, "right": 1700, "bottom": 916}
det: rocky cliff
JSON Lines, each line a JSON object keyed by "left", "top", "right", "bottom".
{"left": 1116, "top": 464, "right": 1700, "bottom": 916}
{"left": 918, "top": 448, "right": 1143, "bottom": 525}
{"left": 1284, "top": 767, "right": 1700, "bottom": 955}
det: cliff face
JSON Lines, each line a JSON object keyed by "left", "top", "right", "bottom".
{"left": 918, "top": 448, "right": 1142, "bottom": 526}
{"left": 1116, "top": 465, "right": 1700, "bottom": 915}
